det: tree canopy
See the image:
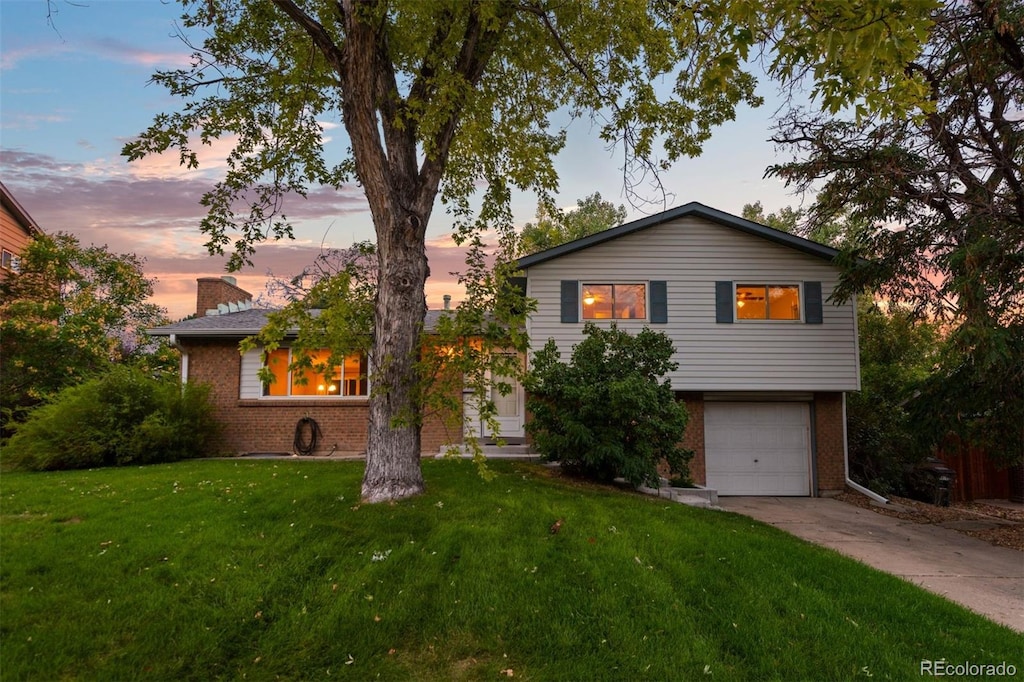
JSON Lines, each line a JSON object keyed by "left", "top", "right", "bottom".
{"left": 768, "top": 0, "right": 1023, "bottom": 463}
{"left": 519, "top": 192, "right": 627, "bottom": 255}
{"left": 0, "top": 233, "right": 168, "bottom": 431}
{"left": 124, "top": 0, "right": 938, "bottom": 501}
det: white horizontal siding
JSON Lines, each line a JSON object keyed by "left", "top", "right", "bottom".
{"left": 239, "top": 348, "right": 262, "bottom": 399}
{"left": 525, "top": 216, "right": 860, "bottom": 391}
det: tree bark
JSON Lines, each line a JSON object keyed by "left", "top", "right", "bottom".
{"left": 361, "top": 200, "right": 431, "bottom": 503}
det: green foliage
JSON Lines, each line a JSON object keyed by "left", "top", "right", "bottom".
{"left": 909, "top": 323, "right": 1024, "bottom": 467}
{"left": 769, "top": 2, "right": 1023, "bottom": 464}
{"left": 846, "top": 300, "right": 940, "bottom": 494}
{"left": 0, "top": 233, "right": 168, "bottom": 431}
{"left": 3, "top": 367, "right": 219, "bottom": 471}
{"left": 741, "top": 201, "right": 869, "bottom": 247}
{"left": 519, "top": 192, "right": 627, "bottom": 255}
{"left": 526, "top": 324, "right": 691, "bottom": 487}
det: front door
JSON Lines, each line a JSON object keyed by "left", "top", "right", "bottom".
{"left": 481, "top": 353, "right": 524, "bottom": 439}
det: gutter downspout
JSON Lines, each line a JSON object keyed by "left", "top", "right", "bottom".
{"left": 843, "top": 392, "right": 889, "bottom": 504}
{"left": 169, "top": 334, "right": 189, "bottom": 387}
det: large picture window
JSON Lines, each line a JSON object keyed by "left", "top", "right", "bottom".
{"left": 581, "top": 283, "right": 647, "bottom": 320}
{"left": 262, "top": 348, "right": 368, "bottom": 397}
{"left": 736, "top": 284, "right": 801, "bottom": 321}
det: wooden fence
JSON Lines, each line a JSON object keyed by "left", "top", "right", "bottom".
{"left": 937, "top": 440, "right": 1024, "bottom": 502}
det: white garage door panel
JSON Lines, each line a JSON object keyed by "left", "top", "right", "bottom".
{"left": 705, "top": 403, "right": 810, "bottom": 496}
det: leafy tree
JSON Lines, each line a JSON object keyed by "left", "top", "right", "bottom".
{"left": 847, "top": 299, "right": 940, "bottom": 493}
{"left": 124, "top": 0, "right": 936, "bottom": 502}
{"left": 526, "top": 324, "right": 691, "bottom": 488}
{"left": 741, "top": 201, "right": 868, "bottom": 247}
{"left": 0, "top": 233, "right": 168, "bottom": 431}
{"left": 768, "top": 0, "right": 1023, "bottom": 464}
{"left": 520, "top": 192, "right": 627, "bottom": 255}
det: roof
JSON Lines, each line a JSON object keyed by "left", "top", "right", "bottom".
{"left": 514, "top": 201, "right": 841, "bottom": 269}
{"left": 149, "top": 308, "right": 452, "bottom": 338}
{"left": 0, "top": 181, "right": 43, "bottom": 236}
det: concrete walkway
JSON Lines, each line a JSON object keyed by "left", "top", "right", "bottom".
{"left": 718, "top": 497, "right": 1024, "bottom": 633}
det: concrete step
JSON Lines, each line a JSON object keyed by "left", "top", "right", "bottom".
{"left": 436, "top": 442, "right": 539, "bottom": 459}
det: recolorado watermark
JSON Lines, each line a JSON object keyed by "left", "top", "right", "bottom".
{"left": 921, "top": 659, "right": 1017, "bottom": 677}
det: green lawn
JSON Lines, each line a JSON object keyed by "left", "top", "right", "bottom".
{"left": 1, "top": 459, "right": 1020, "bottom": 680}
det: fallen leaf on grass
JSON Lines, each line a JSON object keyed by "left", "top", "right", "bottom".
{"left": 499, "top": 669, "right": 514, "bottom": 677}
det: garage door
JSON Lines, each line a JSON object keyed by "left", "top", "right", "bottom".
{"left": 705, "top": 403, "right": 811, "bottom": 496}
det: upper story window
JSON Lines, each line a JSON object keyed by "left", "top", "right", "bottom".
{"left": 262, "top": 348, "right": 368, "bottom": 398}
{"left": 581, "top": 283, "right": 647, "bottom": 320}
{"left": 1, "top": 249, "right": 14, "bottom": 271}
{"left": 736, "top": 284, "right": 801, "bottom": 321}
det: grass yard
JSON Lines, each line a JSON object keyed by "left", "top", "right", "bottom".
{"left": 1, "top": 459, "right": 1020, "bottom": 681}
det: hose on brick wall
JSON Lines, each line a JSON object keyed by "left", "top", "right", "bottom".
{"left": 294, "top": 416, "right": 322, "bottom": 456}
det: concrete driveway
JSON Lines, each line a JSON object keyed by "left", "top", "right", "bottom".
{"left": 718, "top": 497, "right": 1024, "bottom": 633}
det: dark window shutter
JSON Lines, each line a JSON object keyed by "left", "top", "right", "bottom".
{"left": 650, "top": 281, "right": 667, "bottom": 323}
{"left": 560, "top": 280, "right": 578, "bottom": 323}
{"left": 804, "top": 281, "right": 823, "bottom": 324}
{"left": 715, "top": 281, "right": 733, "bottom": 323}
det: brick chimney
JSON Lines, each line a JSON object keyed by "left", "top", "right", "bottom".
{"left": 196, "top": 276, "right": 253, "bottom": 317}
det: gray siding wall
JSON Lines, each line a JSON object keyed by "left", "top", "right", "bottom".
{"left": 524, "top": 216, "right": 860, "bottom": 391}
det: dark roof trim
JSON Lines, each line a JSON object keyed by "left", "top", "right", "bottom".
{"left": 149, "top": 309, "right": 454, "bottom": 338}
{"left": 0, "top": 181, "right": 43, "bottom": 236}
{"left": 514, "top": 201, "right": 840, "bottom": 269}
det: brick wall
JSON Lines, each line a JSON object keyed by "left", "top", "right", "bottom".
{"left": 196, "top": 277, "right": 253, "bottom": 317}
{"left": 182, "top": 338, "right": 460, "bottom": 456}
{"left": 813, "top": 392, "right": 847, "bottom": 493}
{"left": 677, "top": 392, "right": 706, "bottom": 485}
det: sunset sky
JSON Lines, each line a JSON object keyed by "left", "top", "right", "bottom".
{"left": 1, "top": 1, "right": 804, "bottom": 320}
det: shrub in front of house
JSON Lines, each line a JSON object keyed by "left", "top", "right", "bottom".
{"left": 2, "top": 367, "right": 219, "bottom": 471}
{"left": 525, "top": 323, "right": 692, "bottom": 488}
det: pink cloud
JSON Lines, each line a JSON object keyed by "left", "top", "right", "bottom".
{"left": 88, "top": 38, "right": 193, "bottom": 69}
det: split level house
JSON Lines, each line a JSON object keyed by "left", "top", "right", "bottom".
{"left": 149, "top": 202, "right": 861, "bottom": 497}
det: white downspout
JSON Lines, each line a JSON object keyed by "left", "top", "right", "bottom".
{"left": 169, "top": 333, "right": 189, "bottom": 387}
{"left": 843, "top": 392, "right": 889, "bottom": 504}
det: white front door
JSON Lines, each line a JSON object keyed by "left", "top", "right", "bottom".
{"left": 481, "top": 354, "right": 524, "bottom": 439}
{"left": 705, "top": 402, "right": 811, "bottom": 496}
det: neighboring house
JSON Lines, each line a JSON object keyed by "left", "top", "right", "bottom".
{"left": 152, "top": 202, "right": 861, "bottom": 497}
{"left": 0, "top": 181, "right": 44, "bottom": 280}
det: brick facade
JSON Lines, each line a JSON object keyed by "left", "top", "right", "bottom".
{"left": 813, "top": 392, "right": 847, "bottom": 494}
{"left": 183, "top": 338, "right": 459, "bottom": 456}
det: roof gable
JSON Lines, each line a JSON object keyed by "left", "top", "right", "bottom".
{"left": 515, "top": 202, "right": 840, "bottom": 269}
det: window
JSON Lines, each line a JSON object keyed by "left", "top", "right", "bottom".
{"left": 1, "top": 249, "right": 13, "bottom": 271}
{"left": 262, "top": 348, "right": 368, "bottom": 397}
{"left": 581, "top": 283, "right": 647, "bottom": 320}
{"left": 736, "top": 284, "right": 801, "bottom": 320}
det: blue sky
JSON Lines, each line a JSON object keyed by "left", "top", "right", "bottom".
{"left": 1, "top": 0, "right": 805, "bottom": 319}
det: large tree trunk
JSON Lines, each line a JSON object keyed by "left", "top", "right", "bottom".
{"left": 361, "top": 199, "right": 431, "bottom": 503}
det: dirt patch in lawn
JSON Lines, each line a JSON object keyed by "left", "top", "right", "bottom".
{"left": 837, "top": 491, "right": 1024, "bottom": 552}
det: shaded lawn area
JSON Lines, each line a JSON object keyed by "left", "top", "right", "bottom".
{"left": 1, "top": 459, "right": 1020, "bottom": 680}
